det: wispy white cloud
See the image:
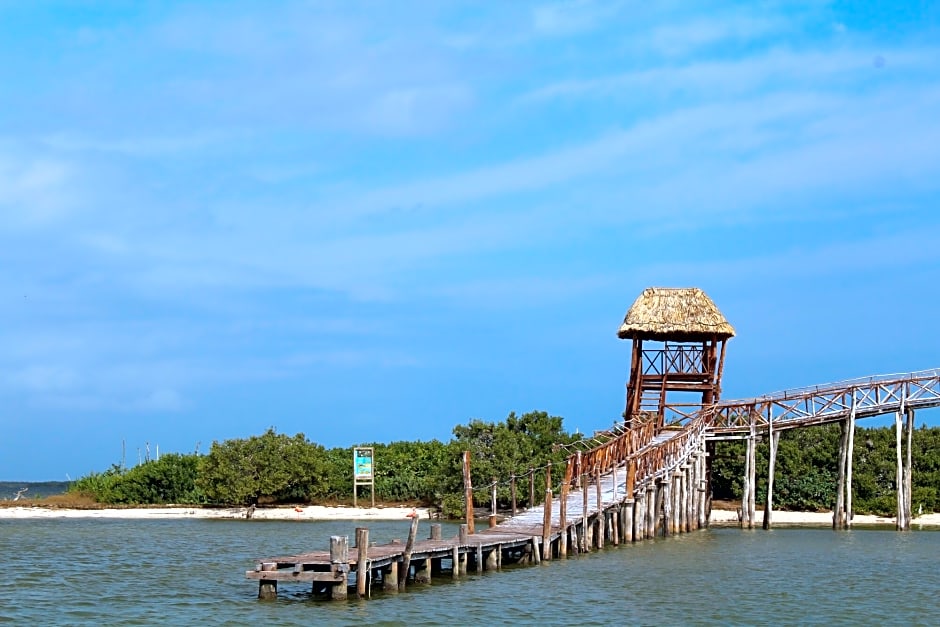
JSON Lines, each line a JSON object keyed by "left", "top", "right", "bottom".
{"left": 519, "top": 45, "right": 940, "bottom": 104}
{"left": 531, "top": 0, "right": 625, "bottom": 37}
{"left": 432, "top": 274, "right": 617, "bottom": 309}
{"left": 647, "top": 15, "right": 784, "bottom": 57}
{"left": 0, "top": 154, "right": 77, "bottom": 228}
{"left": 40, "top": 131, "right": 230, "bottom": 157}
{"left": 630, "top": 225, "right": 940, "bottom": 306}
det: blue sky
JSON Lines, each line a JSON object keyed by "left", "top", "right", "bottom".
{"left": 2, "top": 1, "right": 939, "bottom": 480}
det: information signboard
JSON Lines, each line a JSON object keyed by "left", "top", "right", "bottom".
{"left": 354, "top": 447, "right": 373, "bottom": 480}
{"left": 353, "top": 446, "right": 374, "bottom": 507}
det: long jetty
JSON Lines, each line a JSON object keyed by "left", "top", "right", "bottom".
{"left": 247, "top": 426, "right": 709, "bottom": 600}
{"left": 246, "top": 368, "right": 940, "bottom": 601}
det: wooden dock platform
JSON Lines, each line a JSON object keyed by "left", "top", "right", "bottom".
{"left": 247, "top": 430, "right": 709, "bottom": 600}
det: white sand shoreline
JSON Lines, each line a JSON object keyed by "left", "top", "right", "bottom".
{"left": 3, "top": 505, "right": 940, "bottom": 526}
{"left": 708, "top": 509, "right": 940, "bottom": 527}
{"left": 0, "top": 505, "right": 432, "bottom": 521}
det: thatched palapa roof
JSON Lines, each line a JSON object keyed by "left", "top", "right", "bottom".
{"left": 617, "top": 287, "right": 735, "bottom": 341}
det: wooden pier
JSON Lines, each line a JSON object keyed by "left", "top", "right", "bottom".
{"left": 247, "top": 435, "right": 709, "bottom": 600}
{"left": 245, "top": 288, "right": 940, "bottom": 601}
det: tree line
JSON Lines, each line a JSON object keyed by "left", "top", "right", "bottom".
{"left": 68, "top": 416, "right": 940, "bottom": 517}
{"left": 711, "top": 422, "right": 940, "bottom": 515}
{"left": 68, "top": 410, "right": 577, "bottom": 518}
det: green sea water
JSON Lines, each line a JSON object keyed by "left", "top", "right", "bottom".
{"left": 1, "top": 518, "right": 937, "bottom": 625}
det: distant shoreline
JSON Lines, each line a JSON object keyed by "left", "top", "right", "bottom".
{"left": 3, "top": 504, "right": 940, "bottom": 527}
{"left": 709, "top": 508, "right": 940, "bottom": 527}
{"left": 0, "top": 504, "right": 432, "bottom": 521}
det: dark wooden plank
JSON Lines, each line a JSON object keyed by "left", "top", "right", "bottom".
{"left": 246, "top": 570, "right": 345, "bottom": 583}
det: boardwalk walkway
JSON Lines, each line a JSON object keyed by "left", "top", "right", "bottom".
{"left": 247, "top": 430, "right": 706, "bottom": 600}
{"left": 247, "top": 369, "right": 940, "bottom": 600}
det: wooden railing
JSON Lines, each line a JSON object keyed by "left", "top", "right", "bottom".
{"left": 708, "top": 368, "right": 940, "bottom": 433}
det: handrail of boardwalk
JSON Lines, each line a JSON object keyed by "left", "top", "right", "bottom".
{"left": 565, "top": 414, "right": 706, "bottom": 492}
{"left": 469, "top": 369, "right": 940, "bottom": 510}
{"left": 707, "top": 368, "right": 940, "bottom": 434}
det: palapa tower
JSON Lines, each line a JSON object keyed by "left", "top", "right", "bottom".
{"left": 618, "top": 287, "right": 735, "bottom": 429}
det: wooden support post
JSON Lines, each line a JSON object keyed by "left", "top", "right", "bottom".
{"left": 676, "top": 471, "right": 684, "bottom": 534}
{"left": 653, "top": 480, "right": 664, "bottom": 537}
{"left": 475, "top": 543, "right": 483, "bottom": 573}
{"left": 399, "top": 514, "right": 419, "bottom": 591}
{"left": 626, "top": 460, "right": 636, "bottom": 500}
{"left": 742, "top": 426, "right": 756, "bottom": 529}
{"left": 699, "top": 445, "right": 709, "bottom": 528}
{"left": 684, "top": 464, "right": 693, "bottom": 533}
{"left": 624, "top": 499, "right": 635, "bottom": 543}
{"left": 451, "top": 545, "right": 459, "bottom": 579}
{"left": 463, "top": 451, "right": 474, "bottom": 535}
{"left": 846, "top": 396, "right": 856, "bottom": 528}
{"left": 414, "top": 558, "right": 432, "bottom": 584}
{"left": 906, "top": 407, "right": 914, "bottom": 529}
{"left": 705, "top": 439, "right": 715, "bottom": 526}
{"left": 610, "top": 505, "right": 620, "bottom": 546}
{"left": 749, "top": 425, "right": 757, "bottom": 528}
{"left": 612, "top": 462, "right": 619, "bottom": 501}
{"left": 542, "top": 488, "right": 553, "bottom": 561}
{"left": 596, "top": 507, "right": 605, "bottom": 550}
{"left": 635, "top": 488, "right": 645, "bottom": 540}
{"left": 576, "top": 451, "right": 582, "bottom": 488}
{"left": 662, "top": 477, "right": 672, "bottom": 537}
{"left": 529, "top": 467, "right": 536, "bottom": 510}
{"left": 530, "top": 536, "right": 541, "bottom": 564}
{"left": 258, "top": 562, "right": 278, "bottom": 600}
{"left": 430, "top": 523, "right": 442, "bottom": 541}
{"left": 676, "top": 470, "right": 684, "bottom": 534}
{"left": 741, "top": 436, "right": 750, "bottom": 528}
{"left": 646, "top": 484, "right": 656, "bottom": 539}
{"left": 834, "top": 419, "right": 849, "bottom": 530}
{"left": 895, "top": 409, "right": 905, "bottom": 531}
{"left": 486, "top": 548, "right": 498, "bottom": 570}
{"left": 674, "top": 472, "right": 683, "bottom": 534}
{"left": 763, "top": 428, "right": 780, "bottom": 530}
{"left": 691, "top": 453, "right": 700, "bottom": 530}
{"left": 511, "top": 474, "right": 517, "bottom": 517}
{"left": 594, "top": 470, "right": 603, "bottom": 526}
{"left": 355, "top": 527, "right": 369, "bottom": 598}
{"left": 559, "top": 463, "right": 569, "bottom": 559}
{"left": 456, "top": 530, "right": 468, "bottom": 575}
{"left": 489, "top": 478, "right": 498, "bottom": 528}
{"left": 581, "top": 474, "right": 589, "bottom": 552}
{"left": 384, "top": 561, "right": 399, "bottom": 592}
{"left": 329, "top": 536, "right": 349, "bottom": 601}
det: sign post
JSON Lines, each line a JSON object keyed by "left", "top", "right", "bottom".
{"left": 353, "top": 446, "right": 375, "bottom": 508}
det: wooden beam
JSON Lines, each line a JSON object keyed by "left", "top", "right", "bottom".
{"left": 399, "top": 514, "right": 419, "bottom": 591}
{"left": 247, "top": 569, "right": 346, "bottom": 583}
{"left": 463, "top": 451, "right": 474, "bottom": 535}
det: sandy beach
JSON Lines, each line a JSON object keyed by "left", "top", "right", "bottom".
{"left": 0, "top": 504, "right": 432, "bottom": 521}
{"left": 708, "top": 508, "right": 940, "bottom": 527}
{"left": 3, "top": 504, "right": 940, "bottom": 526}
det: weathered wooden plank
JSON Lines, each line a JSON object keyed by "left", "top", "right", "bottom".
{"left": 247, "top": 570, "right": 346, "bottom": 583}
